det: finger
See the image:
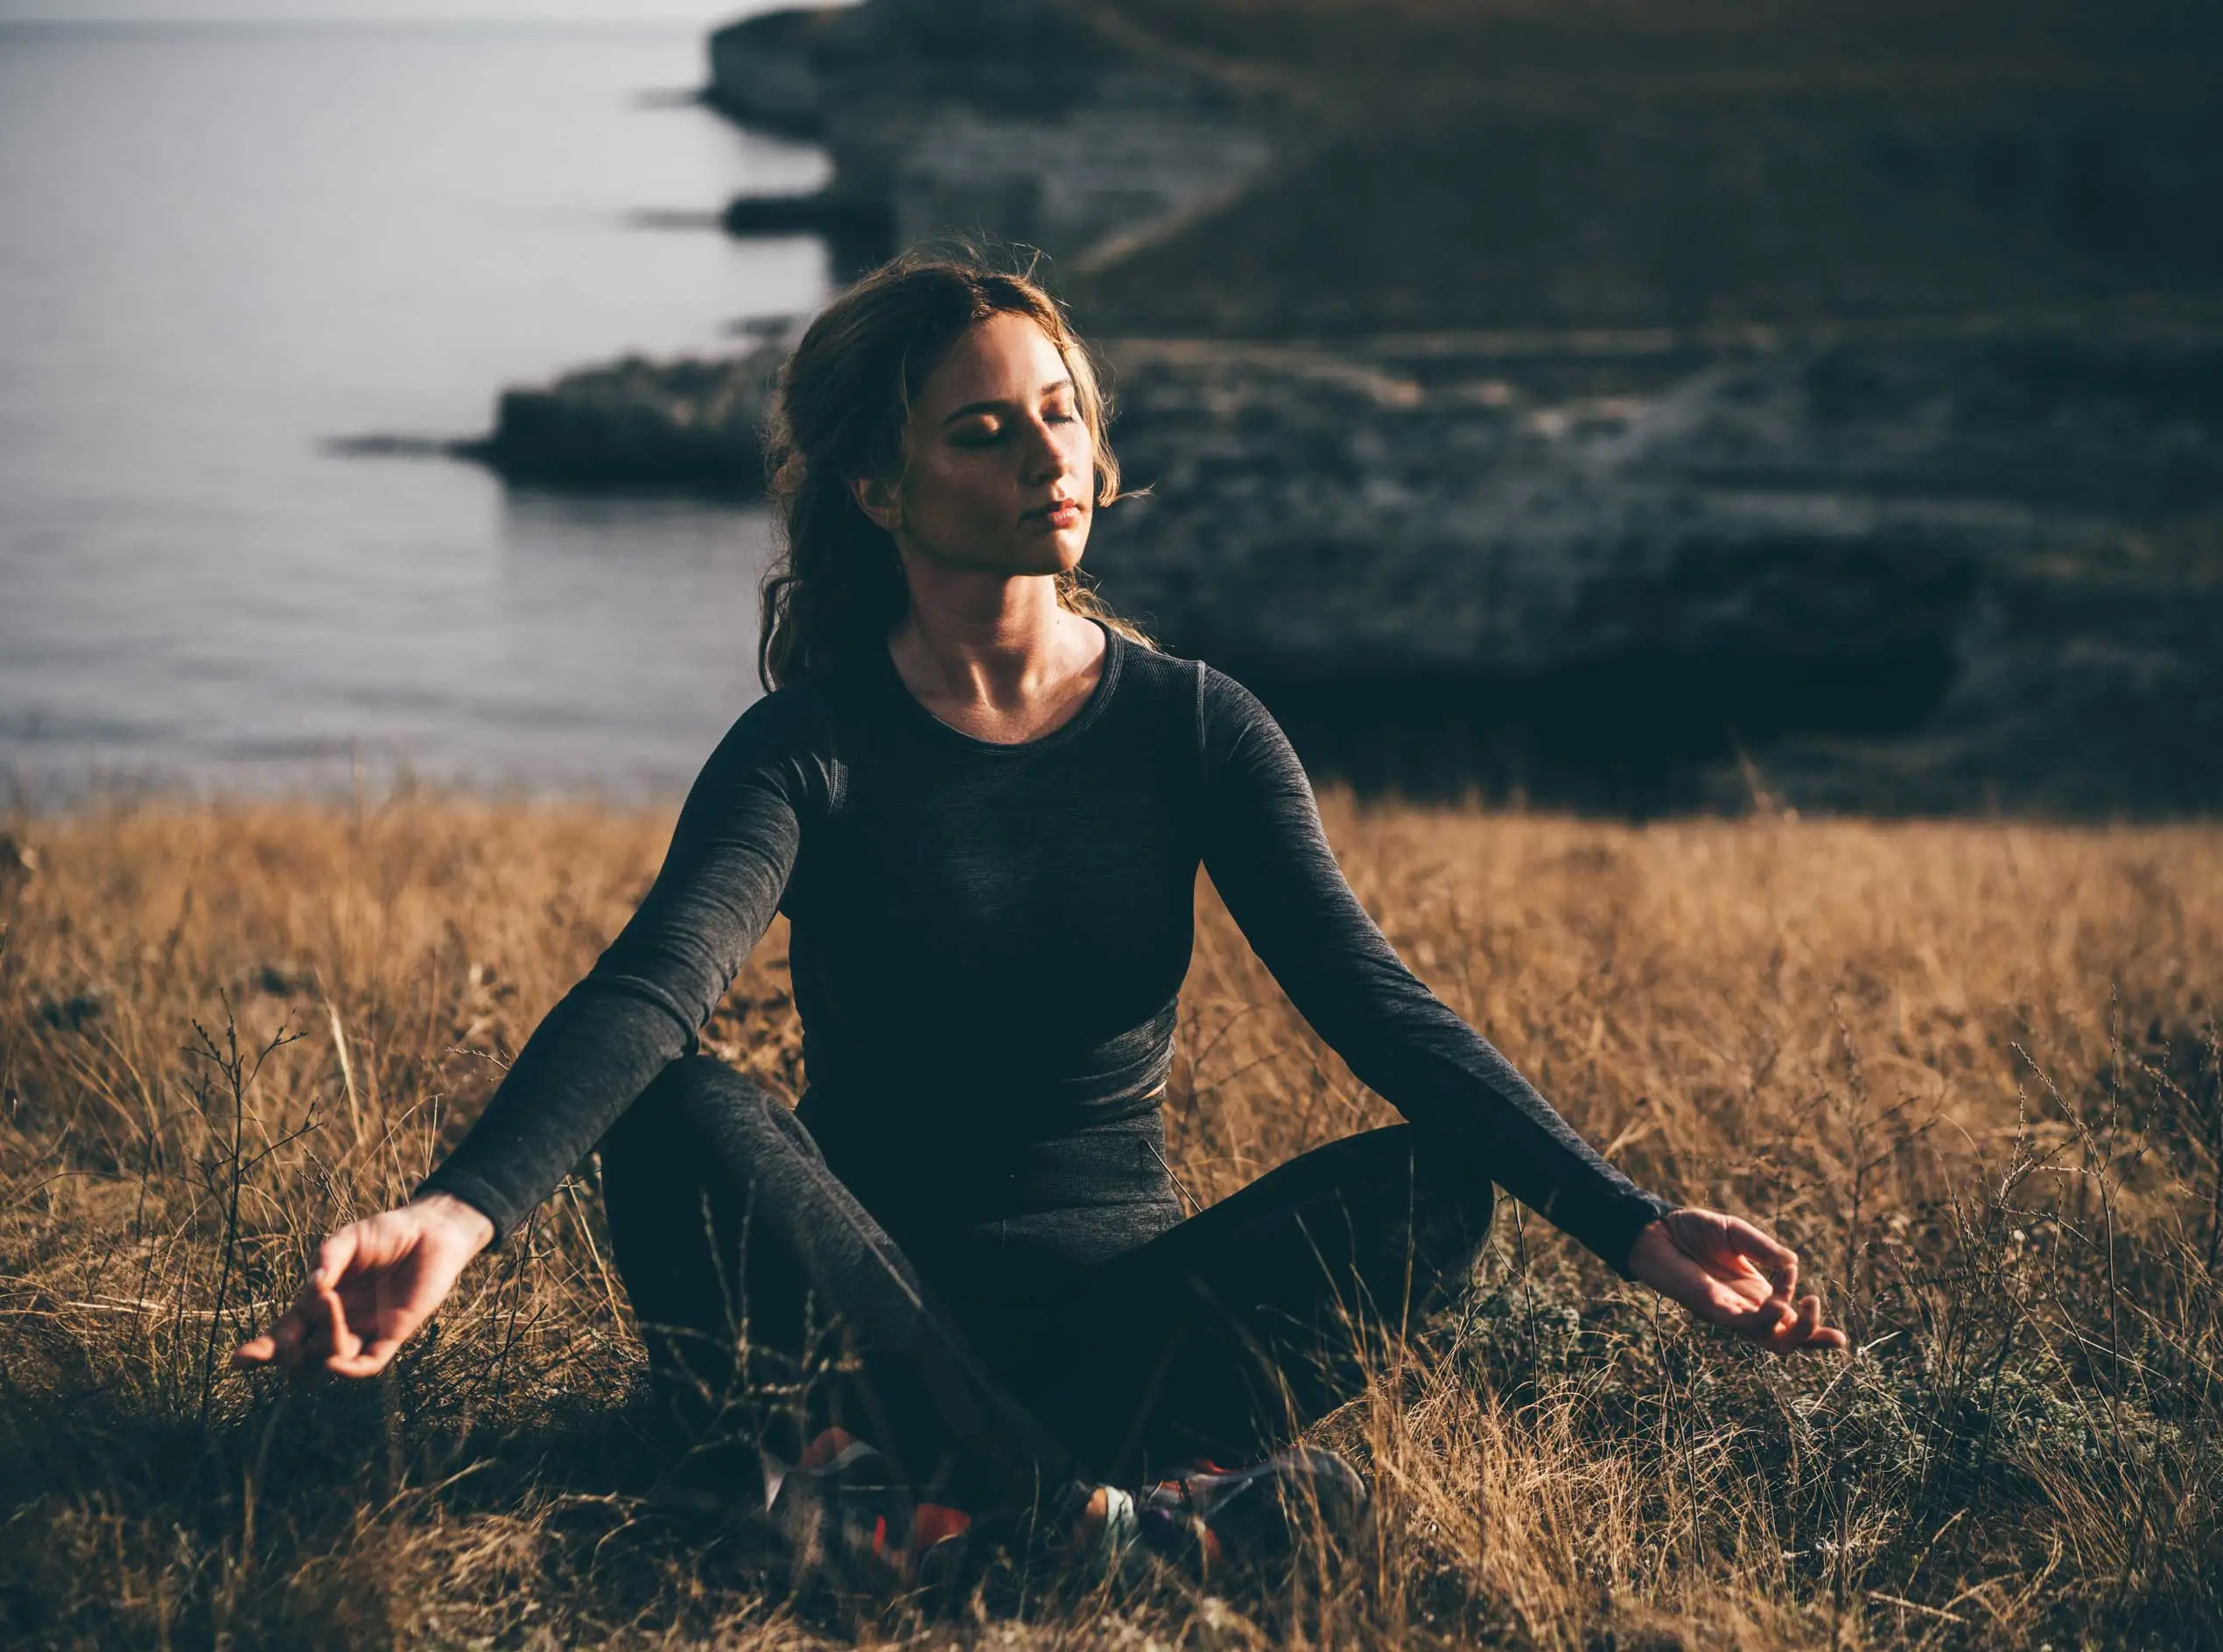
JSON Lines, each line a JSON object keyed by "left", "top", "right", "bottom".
{"left": 1715, "top": 1269, "right": 1777, "bottom": 1311}
{"left": 1673, "top": 1214, "right": 1764, "bottom": 1278}
{"left": 317, "top": 1275, "right": 363, "bottom": 1364}
{"left": 290, "top": 1285, "right": 336, "bottom": 1361}
{"left": 316, "top": 1226, "right": 361, "bottom": 1288}
{"left": 1763, "top": 1293, "right": 1822, "bottom": 1349}
{"left": 326, "top": 1327, "right": 407, "bottom": 1379}
{"left": 1725, "top": 1220, "right": 1799, "bottom": 1294}
{"left": 1794, "top": 1293, "right": 1823, "bottom": 1339}
{"left": 1787, "top": 1295, "right": 1852, "bottom": 1353}
{"left": 1695, "top": 1292, "right": 1799, "bottom": 1346}
{"left": 251, "top": 1291, "right": 320, "bottom": 1368}
{"left": 1729, "top": 1316, "right": 1799, "bottom": 1351}
{"left": 334, "top": 1268, "right": 417, "bottom": 1353}
{"left": 1757, "top": 1296, "right": 1846, "bottom": 1355}
{"left": 1684, "top": 1295, "right": 1798, "bottom": 1349}
{"left": 332, "top": 1334, "right": 405, "bottom": 1378}
{"left": 232, "top": 1334, "right": 277, "bottom": 1368}
{"left": 1685, "top": 1266, "right": 1796, "bottom": 1332}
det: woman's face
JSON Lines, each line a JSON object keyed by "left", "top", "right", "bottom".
{"left": 857, "top": 311, "right": 1095, "bottom": 578}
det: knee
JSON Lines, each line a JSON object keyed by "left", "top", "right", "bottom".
{"left": 1331, "top": 1125, "right": 1491, "bottom": 1217}
{"left": 647, "top": 1052, "right": 782, "bottom": 1114}
{"left": 1406, "top": 1130, "right": 1496, "bottom": 1243}
{"left": 1338, "top": 1124, "right": 1496, "bottom": 1284}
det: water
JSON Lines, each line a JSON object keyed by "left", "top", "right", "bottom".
{"left": 0, "top": 21, "right": 828, "bottom": 808}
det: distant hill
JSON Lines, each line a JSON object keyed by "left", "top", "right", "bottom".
{"left": 1065, "top": 0, "right": 2223, "bottom": 333}
{"left": 707, "top": 0, "right": 2223, "bottom": 336}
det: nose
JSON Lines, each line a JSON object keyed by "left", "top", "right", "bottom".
{"left": 1014, "top": 412, "right": 1066, "bottom": 486}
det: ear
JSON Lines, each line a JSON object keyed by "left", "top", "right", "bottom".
{"left": 849, "top": 472, "right": 902, "bottom": 536}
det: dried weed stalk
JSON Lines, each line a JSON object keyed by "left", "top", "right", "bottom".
{"left": 1, "top": 793, "right": 2218, "bottom": 1648}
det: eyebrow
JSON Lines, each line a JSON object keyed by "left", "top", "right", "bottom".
{"left": 939, "top": 378, "right": 1075, "bottom": 426}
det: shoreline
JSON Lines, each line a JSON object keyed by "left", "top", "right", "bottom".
{"left": 448, "top": 316, "right": 2223, "bottom": 816}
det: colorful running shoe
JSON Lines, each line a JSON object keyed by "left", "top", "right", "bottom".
{"left": 1041, "top": 1478, "right": 1146, "bottom": 1578}
{"left": 760, "top": 1427, "right": 971, "bottom": 1591}
{"left": 1051, "top": 1446, "right": 1371, "bottom": 1582}
{"left": 1133, "top": 1446, "right": 1371, "bottom": 1578}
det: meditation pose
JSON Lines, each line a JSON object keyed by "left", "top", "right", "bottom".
{"left": 237, "top": 252, "right": 1844, "bottom": 1583}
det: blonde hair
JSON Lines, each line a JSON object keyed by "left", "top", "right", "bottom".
{"left": 756, "top": 248, "right": 1148, "bottom": 690}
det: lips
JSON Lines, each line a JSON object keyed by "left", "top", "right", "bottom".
{"left": 1025, "top": 499, "right": 1083, "bottom": 528}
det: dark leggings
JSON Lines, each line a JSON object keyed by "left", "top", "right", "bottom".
{"left": 598, "top": 1055, "right": 1495, "bottom": 1520}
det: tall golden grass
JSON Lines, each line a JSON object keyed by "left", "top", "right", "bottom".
{"left": 2, "top": 791, "right": 2218, "bottom": 1648}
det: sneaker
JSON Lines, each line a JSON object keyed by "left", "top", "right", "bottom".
{"left": 1138, "top": 1446, "right": 1370, "bottom": 1578}
{"left": 1040, "top": 1478, "right": 1147, "bottom": 1580}
{"left": 760, "top": 1427, "right": 971, "bottom": 1591}
{"left": 1053, "top": 1446, "right": 1371, "bottom": 1583}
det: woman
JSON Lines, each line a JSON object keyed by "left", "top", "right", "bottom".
{"left": 236, "top": 253, "right": 1844, "bottom": 1583}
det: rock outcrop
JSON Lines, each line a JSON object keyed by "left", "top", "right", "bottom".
{"left": 705, "top": 0, "right": 1275, "bottom": 274}
{"left": 1082, "top": 327, "right": 2223, "bottom": 810}
{"left": 459, "top": 343, "right": 785, "bottom": 495}
{"left": 457, "top": 324, "right": 2223, "bottom": 812}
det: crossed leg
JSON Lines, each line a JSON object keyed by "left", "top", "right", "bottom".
{"left": 1009, "top": 1125, "right": 1495, "bottom": 1481}
{"left": 598, "top": 1055, "right": 1495, "bottom": 1519}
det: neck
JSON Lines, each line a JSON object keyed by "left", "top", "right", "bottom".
{"left": 889, "top": 564, "right": 1090, "bottom": 710}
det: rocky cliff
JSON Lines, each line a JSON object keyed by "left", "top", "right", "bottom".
{"left": 458, "top": 0, "right": 2223, "bottom": 814}
{"left": 705, "top": 0, "right": 1275, "bottom": 275}
{"left": 462, "top": 346, "right": 783, "bottom": 495}
{"left": 1083, "top": 326, "right": 2223, "bottom": 810}
{"left": 466, "top": 322, "right": 2223, "bottom": 812}
{"left": 706, "top": 0, "right": 2223, "bottom": 332}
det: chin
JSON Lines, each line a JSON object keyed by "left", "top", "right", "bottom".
{"left": 1007, "top": 531, "right": 1088, "bottom": 578}
{"left": 1050, "top": 523, "right": 1091, "bottom": 569}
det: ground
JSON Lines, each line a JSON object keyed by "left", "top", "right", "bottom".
{"left": 2, "top": 793, "right": 2217, "bottom": 1648}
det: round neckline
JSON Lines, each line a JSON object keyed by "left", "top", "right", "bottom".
{"left": 873, "top": 617, "right": 1126, "bottom": 755}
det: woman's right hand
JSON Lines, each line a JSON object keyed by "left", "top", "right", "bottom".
{"left": 233, "top": 1192, "right": 496, "bottom": 1379}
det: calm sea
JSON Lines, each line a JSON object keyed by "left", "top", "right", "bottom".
{"left": 0, "top": 20, "right": 825, "bottom": 808}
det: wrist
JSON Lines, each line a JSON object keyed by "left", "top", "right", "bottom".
{"left": 1623, "top": 1214, "right": 1678, "bottom": 1280}
{"left": 1609, "top": 1198, "right": 1680, "bottom": 1279}
{"left": 410, "top": 1191, "right": 496, "bottom": 1254}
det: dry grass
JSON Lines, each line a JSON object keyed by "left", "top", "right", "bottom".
{"left": 2, "top": 790, "right": 2219, "bottom": 1648}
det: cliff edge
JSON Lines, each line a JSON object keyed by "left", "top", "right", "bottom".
{"left": 462, "top": 0, "right": 2223, "bottom": 813}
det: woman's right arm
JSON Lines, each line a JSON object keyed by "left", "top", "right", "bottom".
{"left": 235, "top": 690, "right": 835, "bottom": 1378}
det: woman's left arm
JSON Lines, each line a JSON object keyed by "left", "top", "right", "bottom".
{"left": 1195, "top": 669, "right": 1843, "bottom": 1352}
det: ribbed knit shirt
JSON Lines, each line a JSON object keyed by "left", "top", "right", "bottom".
{"left": 417, "top": 623, "right": 1673, "bottom": 1289}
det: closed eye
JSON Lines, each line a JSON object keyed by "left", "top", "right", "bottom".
{"left": 947, "top": 405, "right": 1078, "bottom": 445}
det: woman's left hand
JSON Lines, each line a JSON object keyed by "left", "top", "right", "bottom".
{"left": 1625, "top": 1208, "right": 1848, "bottom": 1354}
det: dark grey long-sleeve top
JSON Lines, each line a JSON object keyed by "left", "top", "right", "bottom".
{"left": 417, "top": 622, "right": 1673, "bottom": 1284}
